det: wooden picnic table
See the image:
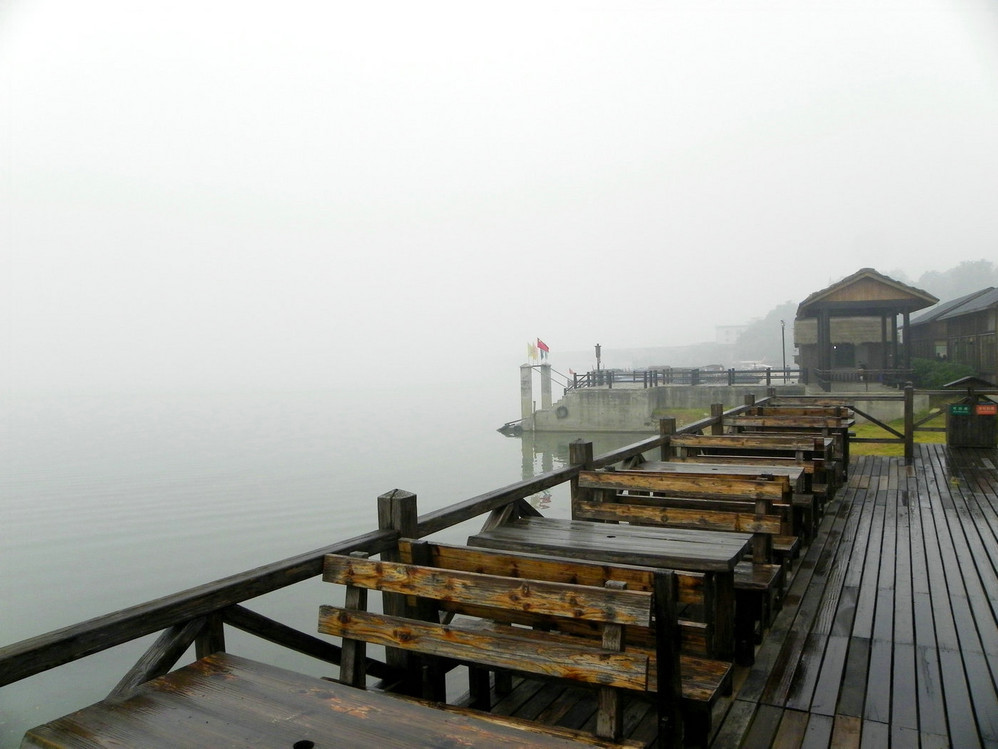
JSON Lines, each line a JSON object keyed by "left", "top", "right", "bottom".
{"left": 22, "top": 652, "right": 597, "bottom": 749}
{"left": 468, "top": 516, "right": 751, "bottom": 661}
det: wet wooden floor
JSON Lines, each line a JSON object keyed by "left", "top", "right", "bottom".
{"left": 484, "top": 444, "right": 998, "bottom": 747}
{"left": 712, "top": 443, "right": 998, "bottom": 749}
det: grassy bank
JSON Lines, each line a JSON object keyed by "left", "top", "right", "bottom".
{"left": 851, "top": 410, "right": 946, "bottom": 457}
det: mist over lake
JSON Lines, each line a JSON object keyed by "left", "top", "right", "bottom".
{"left": 0, "top": 378, "right": 641, "bottom": 746}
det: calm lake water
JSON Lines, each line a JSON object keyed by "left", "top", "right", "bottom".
{"left": 0, "top": 380, "right": 642, "bottom": 746}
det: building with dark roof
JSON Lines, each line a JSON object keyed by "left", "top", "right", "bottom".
{"left": 908, "top": 286, "right": 998, "bottom": 385}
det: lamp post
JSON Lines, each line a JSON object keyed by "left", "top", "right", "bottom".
{"left": 781, "top": 320, "right": 787, "bottom": 383}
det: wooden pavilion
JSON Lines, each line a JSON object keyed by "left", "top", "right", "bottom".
{"left": 795, "top": 268, "right": 938, "bottom": 391}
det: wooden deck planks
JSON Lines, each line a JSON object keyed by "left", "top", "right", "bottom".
{"left": 709, "top": 444, "right": 998, "bottom": 749}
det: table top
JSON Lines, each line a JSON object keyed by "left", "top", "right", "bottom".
{"left": 469, "top": 517, "right": 751, "bottom": 573}
{"left": 632, "top": 460, "right": 805, "bottom": 483}
{"left": 22, "top": 653, "right": 592, "bottom": 749}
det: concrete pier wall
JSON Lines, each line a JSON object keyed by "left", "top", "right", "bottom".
{"left": 526, "top": 384, "right": 806, "bottom": 432}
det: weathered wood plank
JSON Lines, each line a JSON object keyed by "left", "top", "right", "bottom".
{"left": 323, "top": 554, "right": 654, "bottom": 625}
{"left": 575, "top": 500, "right": 784, "bottom": 535}
{"left": 318, "top": 607, "right": 651, "bottom": 691}
{"left": 579, "top": 470, "right": 790, "bottom": 500}
{"left": 25, "top": 653, "right": 608, "bottom": 749}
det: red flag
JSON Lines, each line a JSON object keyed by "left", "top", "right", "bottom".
{"left": 536, "top": 339, "right": 549, "bottom": 353}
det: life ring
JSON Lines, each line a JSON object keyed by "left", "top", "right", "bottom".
{"left": 555, "top": 406, "right": 569, "bottom": 419}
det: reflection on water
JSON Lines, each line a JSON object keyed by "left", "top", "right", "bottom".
{"left": 514, "top": 430, "right": 654, "bottom": 514}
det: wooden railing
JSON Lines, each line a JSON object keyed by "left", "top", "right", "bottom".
{"left": 807, "top": 367, "right": 914, "bottom": 391}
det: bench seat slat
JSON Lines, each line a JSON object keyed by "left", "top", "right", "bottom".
{"left": 318, "top": 607, "right": 651, "bottom": 691}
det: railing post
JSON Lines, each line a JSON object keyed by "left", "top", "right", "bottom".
{"left": 765, "top": 368, "right": 772, "bottom": 386}
{"left": 194, "top": 614, "right": 225, "bottom": 659}
{"left": 659, "top": 417, "right": 677, "bottom": 461}
{"left": 378, "top": 489, "right": 419, "bottom": 688}
{"left": 904, "top": 382, "right": 914, "bottom": 465}
{"left": 692, "top": 369, "right": 700, "bottom": 386}
{"left": 710, "top": 403, "right": 724, "bottom": 435}
{"left": 728, "top": 369, "right": 735, "bottom": 386}
{"left": 570, "top": 440, "right": 595, "bottom": 518}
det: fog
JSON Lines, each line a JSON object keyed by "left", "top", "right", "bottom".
{"left": 3, "top": 1, "right": 998, "bottom": 392}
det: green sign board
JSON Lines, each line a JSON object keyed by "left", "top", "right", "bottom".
{"left": 950, "top": 404, "right": 971, "bottom": 415}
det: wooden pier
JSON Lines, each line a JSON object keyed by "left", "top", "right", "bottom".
{"left": 3, "top": 396, "right": 997, "bottom": 748}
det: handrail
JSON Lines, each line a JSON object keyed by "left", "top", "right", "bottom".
{"left": 0, "top": 528, "right": 396, "bottom": 686}
{"left": 569, "top": 367, "right": 800, "bottom": 389}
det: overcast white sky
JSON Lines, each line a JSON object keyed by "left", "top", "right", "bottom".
{"left": 3, "top": 1, "right": 997, "bottom": 391}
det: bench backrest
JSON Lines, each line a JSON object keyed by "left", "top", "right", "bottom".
{"left": 576, "top": 469, "right": 790, "bottom": 501}
{"left": 574, "top": 470, "right": 786, "bottom": 563}
{"left": 742, "top": 405, "right": 852, "bottom": 418}
{"left": 670, "top": 434, "right": 831, "bottom": 453}
{"left": 725, "top": 414, "right": 851, "bottom": 429}
{"left": 397, "top": 539, "right": 710, "bottom": 654}
{"left": 319, "top": 548, "right": 679, "bottom": 742}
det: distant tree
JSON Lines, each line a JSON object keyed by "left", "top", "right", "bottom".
{"left": 915, "top": 260, "right": 998, "bottom": 303}
{"left": 732, "top": 300, "right": 798, "bottom": 366}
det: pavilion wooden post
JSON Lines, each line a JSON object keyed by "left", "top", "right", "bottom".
{"left": 904, "top": 383, "right": 915, "bottom": 465}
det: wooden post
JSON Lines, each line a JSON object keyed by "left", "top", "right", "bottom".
{"left": 659, "top": 417, "right": 677, "bottom": 461}
{"left": 653, "top": 571, "right": 683, "bottom": 749}
{"left": 744, "top": 393, "right": 755, "bottom": 407}
{"left": 570, "top": 440, "right": 594, "bottom": 519}
{"left": 596, "top": 580, "right": 627, "bottom": 741}
{"left": 710, "top": 403, "right": 724, "bottom": 435}
{"left": 904, "top": 382, "right": 914, "bottom": 465}
{"left": 339, "top": 551, "right": 370, "bottom": 688}
{"left": 194, "top": 613, "right": 225, "bottom": 659}
{"left": 377, "top": 489, "right": 419, "bottom": 690}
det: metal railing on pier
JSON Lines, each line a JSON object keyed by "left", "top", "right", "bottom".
{"left": 569, "top": 367, "right": 800, "bottom": 389}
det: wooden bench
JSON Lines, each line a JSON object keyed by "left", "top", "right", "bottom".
{"left": 723, "top": 414, "right": 853, "bottom": 477}
{"left": 319, "top": 548, "right": 684, "bottom": 747}
{"left": 669, "top": 432, "right": 837, "bottom": 505}
{"left": 573, "top": 469, "right": 794, "bottom": 660}
{"left": 574, "top": 467, "right": 801, "bottom": 560}
{"left": 395, "top": 539, "right": 735, "bottom": 745}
